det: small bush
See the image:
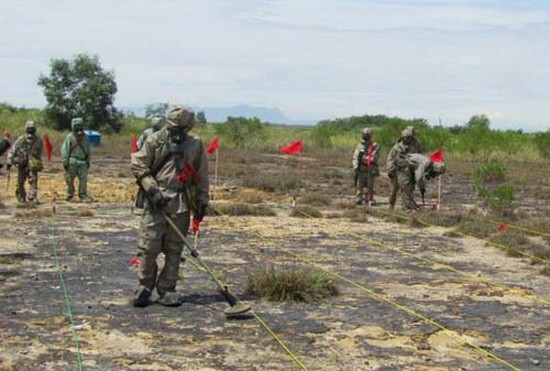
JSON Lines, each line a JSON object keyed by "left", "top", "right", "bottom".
{"left": 242, "top": 173, "right": 305, "bottom": 193}
{"left": 209, "top": 203, "right": 276, "bottom": 217}
{"left": 290, "top": 206, "right": 322, "bottom": 218}
{"left": 474, "top": 162, "right": 506, "bottom": 183}
{"left": 301, "top": 193, "right": 331, "bottom": 207}
{"left": 245, "top": 265, "right": 339, "bottom": 302}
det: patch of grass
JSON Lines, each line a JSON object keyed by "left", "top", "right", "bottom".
{"left": 0, "top": 256, "right": 15, "bottom": 264}
{"left": 290, "top": 206, "right": 322, "bottom": 218}
{"left": 241, "top": 195, "right": 264, "bottom": 204}
{"left": 408, "top": 217, "right": 427, "bottom": 228}
{"left": 245, "top": 265, "right": 339, "bottom": 302}
{"left": 540, "top": 265, "right": 550, "bottom": 277}
{"left": 489, "top": 230, "right": 549, "bottom": 261}
{"left": 78, "top": 208, "right": 94, "bottom": 217}
{"left": 474, "top": 162, "right": 506, "bottom": 183}
{"left": 14, "top": 209, "right": 53, "bottom": 219}
{"left": 443, "top": 229, "right": 463, "bottom": 238}
{"left": 209, "top": 203, "right": 276, "bottom": 217}
{"left": 420, "top": 211, "right": 465, "bottom": 228}
{"left": 457, "top": 219, "right": 494, "bottom": 239}
{"left": 242, "top": 173, "right": 305, "bottom": 192}
{"left": 301, "top": 193, "right": 331, "bottom": 207}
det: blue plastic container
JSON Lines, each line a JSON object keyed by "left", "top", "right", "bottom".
{"left": 84, "top": 130, "right": 101, "bottom": 147}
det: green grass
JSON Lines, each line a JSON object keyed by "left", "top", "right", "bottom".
{"left": 290, "top": 206, "right": 323, "bottom": 218}
{"left": 208, "top": 203, "right": 276, "bottom": 217}
{"left": 245, "top": 264, "right": 339, "bottom": 302}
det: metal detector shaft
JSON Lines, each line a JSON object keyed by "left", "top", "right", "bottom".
{"left": 162, "top": 212, "right": 239, "bottom": 307}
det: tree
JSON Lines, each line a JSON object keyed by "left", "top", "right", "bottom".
{"left": 38, "top": 54, "right": 120, "bottom": 131}
{"left": 144, "top": 102, "right": 169, "bottom": 119}
{"left": 466, "top": 114, "right": 491, "bottom": 130}
{"left": 196, "top": 111, "right": 207, "bottom": 126}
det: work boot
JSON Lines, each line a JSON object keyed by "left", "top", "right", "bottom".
{"left": 66, "top": 195, "right": 73, "bottom": 202}
{"left": 133, "top": 286, "right": 152, "bottom": 308}
{"left": 79, "top": 195, "right": 93, "bottom": 203}
{"left": 156, "top": 291, "right": 182, "bottom": 307}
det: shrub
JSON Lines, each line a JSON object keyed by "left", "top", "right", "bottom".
{"left": 208, "top": 203, "right": 276, "bottom": 217}
{"left": 245, "top": 265, "right": 339, "bottom": 302}
{"left": 290, "top": 206, "right": 323, "bottom": 218}
{"left": 474, "top": 162, "right": 506, "bottom": 183}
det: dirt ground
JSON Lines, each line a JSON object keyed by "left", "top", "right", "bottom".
{"left": 1, "top": 154, "right": 549, "bottom": 371}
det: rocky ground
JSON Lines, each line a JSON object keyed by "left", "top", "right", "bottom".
{"left": 1, "top": 155, "right": 549, "bottom": 370}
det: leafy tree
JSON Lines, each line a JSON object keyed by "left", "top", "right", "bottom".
{"left": 144, "top": 102, "right": 169, "bottom": 119}
{"left": 38, "top": 54, "right": 120, "bottom": 131}
{"left": 215, "top": 116, "right": 266, "bottom": 148}
{"left": 466, "top": 114, "right": 491, "bottom": 130}
{"left": 196, "top": 111, "right": 207, "bottom": 125}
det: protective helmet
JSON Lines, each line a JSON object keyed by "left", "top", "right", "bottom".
{"left": 361, "top": 127, "right": 372, "bottom": 141}
{"left": 432, "top": 162, "right": 446, "bottom": 175}
{"left": 25, "top": 121, "right": 36, "bottom": 130}
{"left": 166, "top": 107, "right": 195, "bottom": 130}
{"left": 150, "top": 116, "right": 163, "bottom": 131}
{"left": 71, "top": 117, "right": 84, "bottom": 130}
{"left": 401, "top": 126, "right": 415, "bottom": 138}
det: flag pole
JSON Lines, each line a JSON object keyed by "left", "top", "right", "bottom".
{"left": 437, "top": 175, "right": 442, "bottom": 211}
{"left": 213, "top": 148, "right": 219, "bottom": 200}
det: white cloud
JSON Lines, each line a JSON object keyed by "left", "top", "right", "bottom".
{"left": 1, "top": 0, "right": 550, "bottom": 130}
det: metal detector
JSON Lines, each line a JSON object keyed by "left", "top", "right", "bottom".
{"left": 162, "top": 212, "right": 251, "bottom": 318}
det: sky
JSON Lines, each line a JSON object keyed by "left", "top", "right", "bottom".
{"left": 1, "top": 0, "right": 550, "bottom": 131}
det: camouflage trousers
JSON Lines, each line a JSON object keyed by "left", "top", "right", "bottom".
{"left": 16, "top": 167, "right": 38, "bottom": 202}
{"left": 388, "top": 173, "right": 399, "bottom": 208}
{"left": 138, "top": 210, "right": 190, "bottom": 296}
{"left": 65, "top": 163, "right": 88, "bottom": 199}
{"left": 397, "top": 167, "right": 417, "bottom": 210}
{"left": 356, "top": 165, "right": 379, "bottom": 204}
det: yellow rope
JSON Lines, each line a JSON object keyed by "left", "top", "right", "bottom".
{"left": 372, "top": 208, "right": 550, "bottom": 265}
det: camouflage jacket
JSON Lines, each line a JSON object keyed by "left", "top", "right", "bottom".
{"left": 131, "top": 128, "right": 209, "bottom": 214}
{"left": 386, "top": 137, "right": 422, "bottom": 174}
{"left": 61, "top": 132, "right": 91, "bottom": 165}
{"left": 0, "top": 138, "right": 10, "bottom": 157}
{"left": 137, "top": 128, "right": 154, "bottom": 151}
{"left": 352, "top": 140, "right": 380, "bottom": 170}
{"left": 404, "top": 154, "right": 434, "bottom": 191}
{"left": 7, "top": 135, "right": 43, "bottom": 169}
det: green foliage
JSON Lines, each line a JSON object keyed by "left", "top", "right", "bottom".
{"left": 474, "top": 162, "right": 506, "bottom": 182}
{"left": 37, "top": 54, "right": 120, "bottom": 132}
{"left": 534, "top": 131, "right": 550, "bottom": 159}
{"left": 196, "top": 111, "right": 207, "bottom": 125}
{"left": 144, "top": 103, "right": 169, "bottom": 119}
{"left": 245, "top": 265, "right": 339, "bottom": 302}
{"left": 214, "top": 116, "right": 266, "bottom": 148}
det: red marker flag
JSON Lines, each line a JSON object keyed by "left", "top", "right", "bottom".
{"left": 280, "top": 140, "right": 303, "bottom": 155}
{"left": 206, "top": 136, "right": 219, "bottom": 154}
{"left": 43, "top": 134, "right": 53, "bottom": 161}
{"left": 498, "top": 223, "right": 506, "bottom": 232}
{"left": 429, "top": 149, "right": 444, "bottom": 163}
{"left": 131, "top": 134, "right": 139, "bottom": 153}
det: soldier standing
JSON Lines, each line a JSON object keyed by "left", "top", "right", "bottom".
{"left": 396, "top": 153, "right": 445, "bottom": 211}
{"left": 131, "top": 107, "right": 209, "bottom": 307}
{"left": 6, "top": 121, "right": 44, "bottom": 204}
{"left": 352, "top": 128, "right": 380, "bottom": 205}
{"left": 61, "top": 118, "right": 93, "bottom": 202}
{"left": 0, "top": 128, "right": 11, "bottom": 164}
{"left": 386, "top": 126, "right": 422, "bottom": 209}
{"left": 137, "top": 116, "right": 163, "bottom": 150}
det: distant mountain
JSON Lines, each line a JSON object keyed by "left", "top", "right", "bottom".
{"left": 120, "top": 104, "right": 317, "bottom": 125}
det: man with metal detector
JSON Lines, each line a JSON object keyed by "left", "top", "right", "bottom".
{"left": 131, "top": 107, "right": 210, "bottom": 307}
{"left": 395, "top": 153, "right": 445, "bottom": 212}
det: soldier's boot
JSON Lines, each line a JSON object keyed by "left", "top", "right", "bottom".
{"left": 79, "top": 195, "right": 93, "bottom": 203}
{"left": 368, "top": 195, "right": 376, "bottom": 206}
{"left": 355, "top": 192, "right": 364, "bottom": 205}
{"left": 388, "top": 203, "right": 395, "bottom": 210}
{"left": 66, "top": 194, "right": 73, "bottom": 202}
{"left": 156, "top": 291, "right": 182, "bottom": 307}
{"left": 133, "top": 286, "right": 153, "bottom": 307}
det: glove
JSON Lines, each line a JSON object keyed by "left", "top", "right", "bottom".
{"left": 191, "top": 217, "right": 201, "bottom": 235}
{"left": 195, "top": 202, "right": 208, "bottom": 222}
{"left": 6, "top": 163, "right": 11, "bottom": 171}
{"left": 150, "top": 190, "right": 169, "bottom": 209}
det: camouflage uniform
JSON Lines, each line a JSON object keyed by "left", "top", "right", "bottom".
{"left": 396, "top": 153, "right": 445, "bottom": 211}
{"left": 131, "top": 107, "right": 209, "bottom": 307}
{"left": 137, "top": 117, "right": 163, "bottom": 150}
{"left": 7, "top": 121, "right": 43, "bottom": 204}
{"left": 352, "top": 128, "right": 380, "bottom": 205}
{"left": 61, "top": 118, "right": 92, "bottom": 201}
{"left": 386, "top": 126, "right": 422, "bottom": 209}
